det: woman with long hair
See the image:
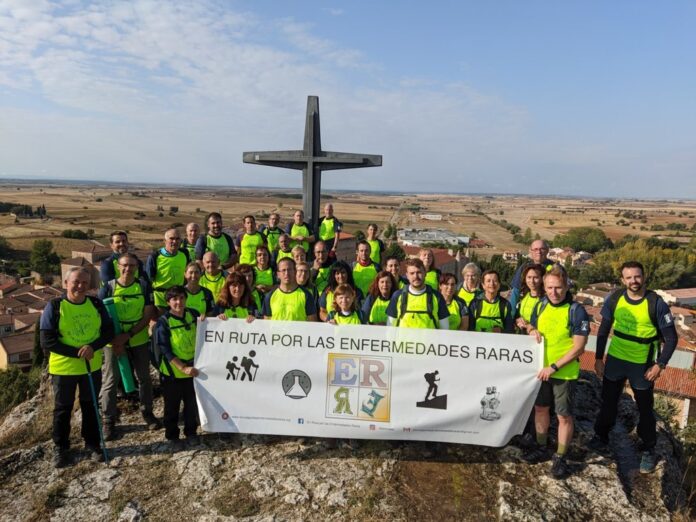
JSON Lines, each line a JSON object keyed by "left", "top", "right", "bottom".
{"left": 515, "top": 263, "right": 545, "bottom": 332}
{"left": 362, "top": 271, "right": 397, "bottom": 325}
{"left": 214, "top": 272, "right": 256, "bottom": 321}
{"left": 439, "top": 272, "right": 469, "bottom": 331}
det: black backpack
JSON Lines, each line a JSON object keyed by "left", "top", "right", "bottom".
{"left": 396, "top": 287, "right": 439, "bottom": 329}
{"left": 472, "top": 296, "right": 507, "bottom": 329}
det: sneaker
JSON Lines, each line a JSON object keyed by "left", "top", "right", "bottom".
{"left": 142, "top": 411, "right": 163, "bottom": 431}
{"left": 53, "top": 447, "right": 71, "bottom": 469}
{"left": 514, "top": 433, "right": 537, "bottom": 450}
{"left": 640, "top": 450, "right": 657, "bottom": 474}
{"left": 550, "top": 454, "right": 570, "bottom": 479}
{"left": 522, "top": 445, "right": 552, "bottom": 464}
{"left": 186, "top": 435, "right": 201, "bottom": 447}
{"left": 87, "top": 445, "right": 106, "bottom": 463}
{"left": 587, "top": 435, "right": 611, "bottom": 456}
{"left": 103, "top": 422, "right": 117, "bottom": 442}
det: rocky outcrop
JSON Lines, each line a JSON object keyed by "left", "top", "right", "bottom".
{"left": 0, "top": 372, "right": 689, "bottom": 521}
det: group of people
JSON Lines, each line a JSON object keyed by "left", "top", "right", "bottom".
{"left": 40, "top": 208, "right": 679, "bottom": 480}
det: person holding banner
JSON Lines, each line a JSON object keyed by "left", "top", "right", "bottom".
{"left": 40, "top": 267, "right": 114, "bottom": 468}
{"left": 457, "top": 262, "right": 482, "bottom": 306}
{"left": 328, "top": 284, "right": 365, "bottom": 325}
{"left": 145, "top": 228, "right": 190, "bottom": 311}
{"left": 362, "top": 271, "right": 397, "bottom": 325}
{"left": 184, "top": 263, "right": 215, "bottom": 317}
{"left": 262, "top": 258, "right": 318, "bottom": 321}
{"left": 470, "top": 270, "right": 514, "bottom": 333}
{"left": 438, "top": 272, "right": 470, "bottom": 331}
{"left": 319, "top": 261, "right": 363, "bottom": 322}
{"left": 214, "top": 272, "right": 257, "bottom": 320}
{"left": 154, "top": 286, "right": 201, "bottom": 449}
{"left": 386, "top": 258, "right": 449, "bottom": 329}
{"left": 199, "top": 252, "right": 227, "bottom": 303}
{"left": 523, "top": 266, "right": 589, "bottom": 479}
{"left": 99, "top": 253, "right": 160, "bottom": 438}
{"left": 515, "top": 264, "right": 545, "bottom": 333}
{"left": 385, "top": 256, "right": 408, "bottom": 290}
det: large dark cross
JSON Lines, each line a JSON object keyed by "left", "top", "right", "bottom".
{"left": 243, "top": 96, "right": 382, "bottom": 234}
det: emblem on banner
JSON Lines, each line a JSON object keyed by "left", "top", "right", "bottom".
{"left": 480, "top": 386, "right": 501, "bottom": 421}
{"left": 416, "top": 370, "right": 448, "bottom": 410}
{"left": 326, "top": 354, "right": 391, "bottom": 422}
{"left": 225, "top": 350, "right": 260, "bottom": 382}
{"left": 282, "top": 370, "right": 312, "bottom": 399}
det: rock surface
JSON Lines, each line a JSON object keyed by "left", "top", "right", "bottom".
{"left": 0, "top": 372, "right": 689, "bottom": 521}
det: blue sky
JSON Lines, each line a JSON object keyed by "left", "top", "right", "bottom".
{"left": 1, "top": 0, "right": 695, "bottom": 198}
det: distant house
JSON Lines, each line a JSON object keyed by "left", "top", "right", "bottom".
{"left": 468, "top": 239, "right": 489, "bottom": 248}
{"left": 335, "top": 231, "right": 356, "bottom": 264}
{"left": 0, "top": 332, "right": 34, "bottom": 371}
{"left": 576, "top": 288, "right": 612, "bottom": 307}
{"left": 70, "top": 242, "right": 112, "bottom": 265}
{"left": 0, "top": 298, "right": 28, "bottom": 315}
{"left": 657, "top": 288, "right": 696, "bottom": 307}
{"left": 402, "top": 246, "right": 457, "bottom": 276}
{"left": 502, "top": 251, "right": 520, "bottom": 262}
{"left": 420, "top": 214, "right": 442, "bottom": 221}
{"left": 0, "top": 315, "right": 14, "bottom": 337}
{"left": 0, "top": 280, "right": 18, "bottom": 298}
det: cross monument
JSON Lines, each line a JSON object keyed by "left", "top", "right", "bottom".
{"left": 243, "top": 96, "right": 382, "bottom": 234}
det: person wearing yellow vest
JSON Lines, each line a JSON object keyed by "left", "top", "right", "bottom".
{"left": 40, "top": 267, "right": 115, "bottom": 468}
{"left": 509, "top": 240, "right": 555, "bottom": 313}
{"left": 470, "top": 270, "right": 514, "bottom": 333}
{"left": 386, "top": 258, "right": 449, "bottom": 329}
{"left": 214, "top": 272, "right": 257, "bottom": 320}
{"left": 366, "top": 223, "right": 386, "bottom": 265}
{"left": 589, "top": 261, "right": 678, "bottom": 474}
{"left": 259, "top": 212, "right": 282, "bottom": 255}
{"left": 236, "top": 215, "right": 267, "bottom": 266}
{"left": 317, "top": 204, "right": 343, "bottom": 262}
{"left": 352, "top": 240, "right": 381, "bottom": 297}
{"left": 254, "top": 245, "right": 276, "bottom": 294}
{"left": 296, "top": 261, "right": 317, "bottom": 306}
{"left": 523, "top": 267, "right": 589, "bottom": 479}
{"left": 328, "top": 284, "right": 365, "bottom": 325}
{"left": 292, "top": 245, "right": 307, "bottom": 265}
{"left": 310, "top": 241, "right": 334, "bottom": 296}
{"left": 99, "top": 253, "right": 160, "bottom": 439}
{"left": 184, "top": 262, "right": 214, "bottom": 317}
{"left": 274, "top": 233, "right": 294, "bottom": 264}
{"left": 515, "top": 264, "right": 544, "bottom": 333}
{"left": 419, "top": 248, "right": 441, "bottom": 291}
{"left": 362, "top": 271, "right": 397, "bottom": 325}
{"left": 457, "top": 262, "right": 482, "bottom": 306}
{"left": 154, "top": 286, "right": 201, "bottom": 450}
{"left": 285, "top": 209, "right": 315, "bottom": 254}
{"left": 234, "top": 263, "right": 264, "bottom": 313}
{"left": 181, "top": 222, "right": 200, "bottom": 263}
{"left": 195, "top": 212, "right": 237, "bottom": 269}
{"left": 438, "top": 272, "right": 470, "bottom": 331}
{"left": 99, "top": 230, "right": 145, "bottom": 286}
{"left": 262, "top": 258, "right": 318, "bottom": 321}
{"left": 145, "top": 228, "right": 190, "bottom": 310}
{"left": 199, "top": 251, "right": 227, "bottom": 303}
{"left": 385, "top": 256, "right": 408, "bottom": 290}
{"left": 320, "top": 261, "right": 364, "bottom": 322}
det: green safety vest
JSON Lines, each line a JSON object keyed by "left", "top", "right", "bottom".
{"left": 262, "top": 227, "right": 282, "bottom": 253}
{"left": 457, "top": 286, "right": 479, "bottom": 306}
{"left": 49, "top": 298, "right": 103, "bottom": 376}
{"left": 107, "top": 279, "right": 149, "bottom": 347}
{"left": 111, "top": 256, "right": 140, "bottom": 280}
{"left": 276, "top": 250, "right": 293, "bottom": 262}
{"left": 322, "top": 289, "right": 335, "bottom": 315}
{"left": 367, "top": 239, "right": 382, "bottom": 264}
{"left": 608, "top": 295, "right": 660, "bottom": 364}
{"left": 239, "top": 232, "right": 264, "bottom": 265}
{"left": 186, "top": 288, "right": 211, "bottom": 317}
{"left": 251, "top": 289, "right": 262, "bottom": 312}
{"left": 473, "top": 297, "right": 507, "bottom": 332}
{"left": 290, "top": 223, "right": 311, "bottom": 252}
{"left": 160, "top": 310, "right": 197, "bottom": 379}
{"left": 206, "top": 234, "right": 233, "bottom": 265}
{"left": 368, "top": 296, "right": 391, "bottom": 325}
{"left": 254, "top": 266, "right": 274, "bottom": 287}
{"left": 222, "top": 305, "right": 252, "bottom": 319}
{"left": 329, "top": 310, "right": 362, "bottom": 325}
{"left": 268, "top": 287, "right": 310, "bottom": 321}
{"left": 425, "top": 270, "right": 439, "bottom": 291}
{"left": 536, "top": 301, "right": 579, "bottom": 380}
{"left": 353, "top": 262, "right": 378, "bottom": 297}
{"left": 447, "top": 298, "right": 466, "bottom": 331}
{"left": 199, "top": 272, "right": 226, "bottom": 303}
{"left": 152, "top": 251, "right": 188, "bottom": 307}
{"left": 395, "top": 289, "right": 440, "bottom": 329}
{"left": 518, "top": 293, "right": 540, "bottom": 323}
{"left": 314, "top": 266, "right": 331, "bottom": 295}
{"left": 182, "top": 241, "right": 196, "bottom": 263}
{"left": 319, "top": 217, "right": 336, "bottom": 241}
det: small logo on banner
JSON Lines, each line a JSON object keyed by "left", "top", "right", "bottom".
{"left": 297, "top": 418, "right": 304, "bottom": 425}
{"left": 416, "top": 370, "right": 447, "bottom": 410}
{"left": 225, "top": 350, "right": 259, "bottom": 382}
{"left": 221, "top": 412, "right": 229, "bottom": 420}
{"left": 369, "top": 424, "right": 376, "bottom": 431}
{"left": 282, "top": 370, "right": 312, "bottom": 399}
{"left": 403, "top": 427, "right": 411, "bottom": 432}
{"left": 326, "top": 354, "right": 391, "bottom": 422}
{"left": 480, "top": 386, "right": 501, "bottom": 421}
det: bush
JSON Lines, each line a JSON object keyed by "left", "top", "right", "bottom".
{"left": 61, "top": 229, "right": 89, "bottom": 239}
{"left": 0, "top": 367, "right": 41, "bottom": 417}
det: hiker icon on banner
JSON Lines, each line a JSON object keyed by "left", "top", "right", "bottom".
{"left": 416, "top": 370, "right": 447, "bottom": 410}
{"left": 226, "top": 351, "right": 259, "bottom": 382}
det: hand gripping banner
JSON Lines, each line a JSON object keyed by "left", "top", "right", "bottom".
{"left": 194, "top": 318, "right": 543, "bottom": 446}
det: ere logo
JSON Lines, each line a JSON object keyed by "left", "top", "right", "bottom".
{"left": 325, "top": 354, "right": 391, "bottom": 423}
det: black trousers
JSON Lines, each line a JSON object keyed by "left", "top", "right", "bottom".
{"left": 594, "top": 376, "right": 656, "bottom": 450}
{"left": 162, "top": 377, "right": 198, "bottom": 440}
{"left": 52, "top": 372, "right": 102, "bottom": 449}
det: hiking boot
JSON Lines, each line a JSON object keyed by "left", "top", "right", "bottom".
{"left": 640, "top": 450, "right": 657, "bottom": 474}
{"left": 103, "top": 422, "right": 117, "bottom": 442}
{"left": 587, "top": 435, "right": 611, "bottom": 456}
{"left": 550, "top": 453, "right": 570, "bottom": 479}
{"left": 142, "top": 411, "right": 163, "bottom": 431}
{"left": 168, "top": 439, "right": 186, "bottom": 453}
{"left": 522, "top": 445, "right": 552, "bottom": 464}
{"left": 53, "top": 447, "right": 71, "bottom": 469}
{"left": 186, "top": 434, "right": 201, "bottom": 447}
{"left": 514, "top": 433, "right": 537, "bottom": 450}
{"left": 87, "top": 445, "right": 105, "bottom": 463}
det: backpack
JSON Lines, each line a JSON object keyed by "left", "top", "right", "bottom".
{"left": 472, "top": 296, "right": 507, "bottom": 329}
{"left": 603, "top": 289, "right": 663, "bottom": 361}
{"left": 396, "top": 287, "right": 439, "bottom": 329}
{"left": 532, "top": 298, "right": 584, "bottom": 338}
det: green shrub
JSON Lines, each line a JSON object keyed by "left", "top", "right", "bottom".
{"left": 0, "top": 366, "right": 41, "bottom": 417}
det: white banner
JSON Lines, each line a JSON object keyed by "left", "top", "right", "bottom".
{"left": 194, "top": 318, "right": 543, "bottom": 447}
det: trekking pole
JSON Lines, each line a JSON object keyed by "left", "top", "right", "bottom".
{"left": 84, "top": 358, "right": 109, "bottom": 465}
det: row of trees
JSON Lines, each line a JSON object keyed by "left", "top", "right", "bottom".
{"left": 0, "top": 202, "right": 47, "bottom": 217}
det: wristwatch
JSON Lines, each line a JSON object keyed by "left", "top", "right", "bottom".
{"left": 657, "top": 363, "right": 666, "bottom": 370}
{"left": 550, "top": 363, "right": 559, "bottom": 372}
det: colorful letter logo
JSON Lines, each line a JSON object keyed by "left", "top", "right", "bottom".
{"left": 326, "top": 354, "right": 391, "bottom": 422}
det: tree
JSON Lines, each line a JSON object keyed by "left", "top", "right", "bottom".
{"left": 553, "top": 227, "right": 613, "bottom": 253}
{"left": 383, "top": 242, "right": 406, "bottom": 261}
{"left": 29, "top": 239, "right": 60, "bottom": 274}
{"left": 0, "top": 235, "right": 10, "bottom": 258}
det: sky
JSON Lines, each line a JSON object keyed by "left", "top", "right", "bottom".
{"left": 1, "top": 0, "right": 695, "bottom": 198}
